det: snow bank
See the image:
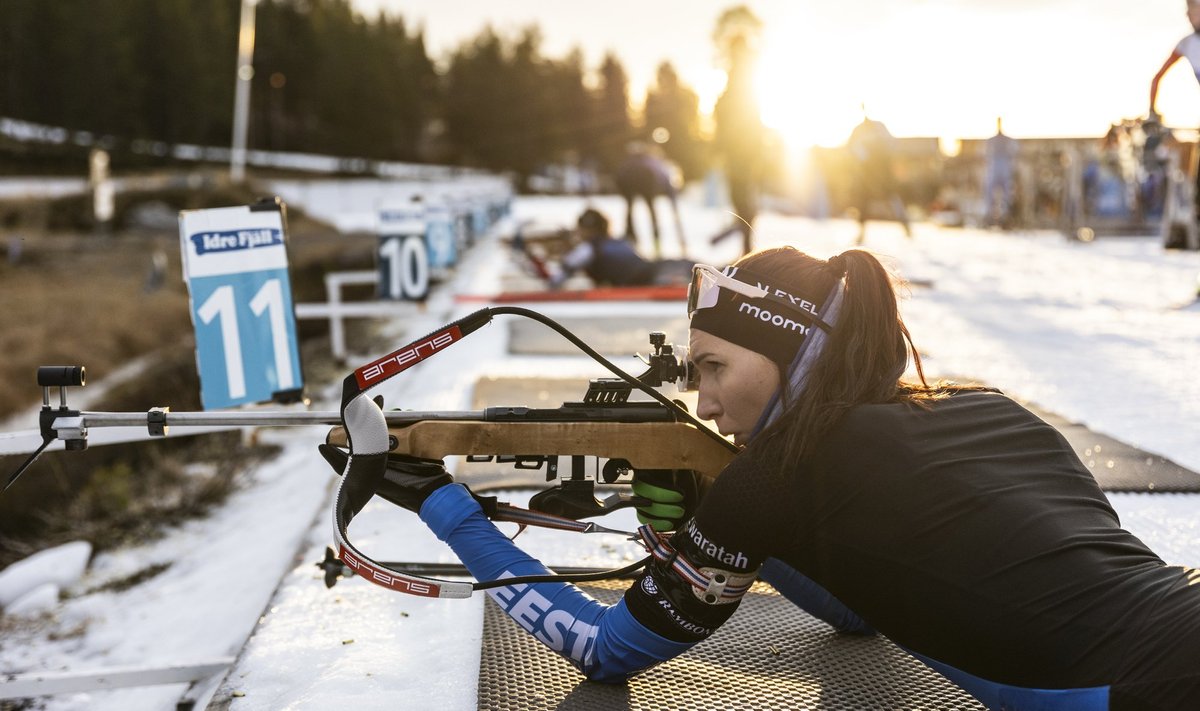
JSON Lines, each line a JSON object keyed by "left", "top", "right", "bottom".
{"left": 5, "top": 583, "right": 61, "bottom": 617}
{"left": 0, "top": 541, "right": 91, "bottom": 611}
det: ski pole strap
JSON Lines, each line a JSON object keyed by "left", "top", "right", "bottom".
{"left": 637, "top": 524, "right": 756, "bottom": 605}
{"left": 490, "top": 500, "right": 592, "bottom": 532}
{"left": 332, "top": 310, "right": 498, "bottom": 599}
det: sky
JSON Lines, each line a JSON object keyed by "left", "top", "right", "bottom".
{"left": 352, "top": 0, "right": 1200, "bottom": 148}
{"left": 2, "top": 190, "right": 1199, "bottom": 709}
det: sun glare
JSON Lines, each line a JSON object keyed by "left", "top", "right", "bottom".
{"left": 693, "top": 66, "right": 729, "bottom": 117}
{"left": 756, "top": 62, "right": 862, "bottom": 149}
{"left": 753, "top": 18, "right": 861, "bottom": 149}
{"left": 746, "top": 5, "right": 1070, "bottom": 147}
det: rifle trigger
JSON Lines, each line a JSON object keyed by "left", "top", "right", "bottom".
{"left": 599, "top": 492, "right": 650, "bottom": 513}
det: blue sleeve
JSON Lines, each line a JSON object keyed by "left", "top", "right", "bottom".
{"left": 759, "top": 558, "right": 875, "bottom": 635}
{"left": 419, "top": 484, "right": 693, "bottom": 682}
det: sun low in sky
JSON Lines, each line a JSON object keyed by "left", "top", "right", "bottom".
{"left": 358, "top": 0, "right": 1200, "bottom": 149}
{"left": 747, "top": 0, "right": 1200, "bottom": 149}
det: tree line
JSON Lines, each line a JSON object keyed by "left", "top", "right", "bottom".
{"left": 0, "top": 0, "right": 710, "bottom": 183}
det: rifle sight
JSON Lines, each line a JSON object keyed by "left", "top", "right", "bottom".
{"left": 639, "top": 331, "right": 695, "bottom": 392}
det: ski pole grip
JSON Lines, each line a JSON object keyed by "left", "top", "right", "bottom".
{"left": 37, "top": 366, "right": 85, "bottom": 387}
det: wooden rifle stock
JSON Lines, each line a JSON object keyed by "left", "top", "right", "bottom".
{"left": 326, "top": 420, "right": 735, "bottom": 483}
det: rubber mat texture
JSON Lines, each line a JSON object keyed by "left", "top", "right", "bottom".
{"left": 1034, "top": 408, "right": 1200, "bottom": 492}
{"left": 477, "top": 581, "right": 984, "bottom": 710}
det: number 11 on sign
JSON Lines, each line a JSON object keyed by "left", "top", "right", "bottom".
{"left": 197, "top": 278, "right": 296, "bottom": 400}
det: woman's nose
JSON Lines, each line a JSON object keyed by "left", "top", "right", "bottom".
{"left": 696, "top": 389, "right": 720, "bottom": 421}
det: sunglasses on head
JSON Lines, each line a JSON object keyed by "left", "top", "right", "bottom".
{"left": 687, "top": 264, "right": 833, "bottom": 333}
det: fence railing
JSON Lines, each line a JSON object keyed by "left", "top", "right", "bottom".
{"left": 0, "top": 658, "right": 234, "bottom": 711}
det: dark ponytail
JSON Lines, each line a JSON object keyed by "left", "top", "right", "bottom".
{"left": 735, "top": 247, "right": 930, "bottom": 464}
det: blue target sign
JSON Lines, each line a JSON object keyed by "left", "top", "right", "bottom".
{"left": 180, "top": 200, "right": 304, "bottom": 410}
{"left": 423, "top": 202, "right": 457, "bottom": 272}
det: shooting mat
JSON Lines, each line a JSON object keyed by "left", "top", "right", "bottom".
{"left": 1028, "top": 407, "right": 1200, "bottom": 493}
{"left": 476, "top": 581, "right": 984, "bottom": 711}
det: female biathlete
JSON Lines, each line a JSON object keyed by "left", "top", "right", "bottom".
{"left": 376, "top": 246, "right": 1200, "bottom": 710}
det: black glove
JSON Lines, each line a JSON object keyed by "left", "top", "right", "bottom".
{"left": 631, "top": 469, "right": 701, "bottom": 532}
{"left": 318, "top": 444, "right": 453, "bottom": 514}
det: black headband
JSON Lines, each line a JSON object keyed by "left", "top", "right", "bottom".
{"left": 690, "top": 267, "right": 828, "bottom": 365}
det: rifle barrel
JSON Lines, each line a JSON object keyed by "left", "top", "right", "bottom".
{"left": 74, "top": 410, "right": 484, "bottom": 429}
{"left": 74, "top": 400, "right": 678, "bottom": 430}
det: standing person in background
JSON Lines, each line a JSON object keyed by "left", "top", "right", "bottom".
{"left": 984, "top": 117, "right": 1020, "bottom": 228}
{"left": 711, "top": 6, "right": 765, "bottom": 257}
{"left": 1149, "top": 0, "right": 1200, "bottom": 119}
{"left": 614, "top": 143, "right": 687, "bottom": 258}
{"left": 1150, "top": 1, "right": 1200, "bottom": 249}
{"left": 847, "top": 110, "right": 912, "bottom": 245}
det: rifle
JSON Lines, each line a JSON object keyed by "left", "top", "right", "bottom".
{"left": 4, "top": 307, "right": 738, "bottom": 598}
{"left": 322, "top": 382, "right": 732, "bottom": 518}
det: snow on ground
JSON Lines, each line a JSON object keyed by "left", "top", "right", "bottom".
{"left": 1, "top": 187, "right": 1198, "bottom": 710}
{"left": 0, "top": 426, "right": 332, "bottom": 710}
